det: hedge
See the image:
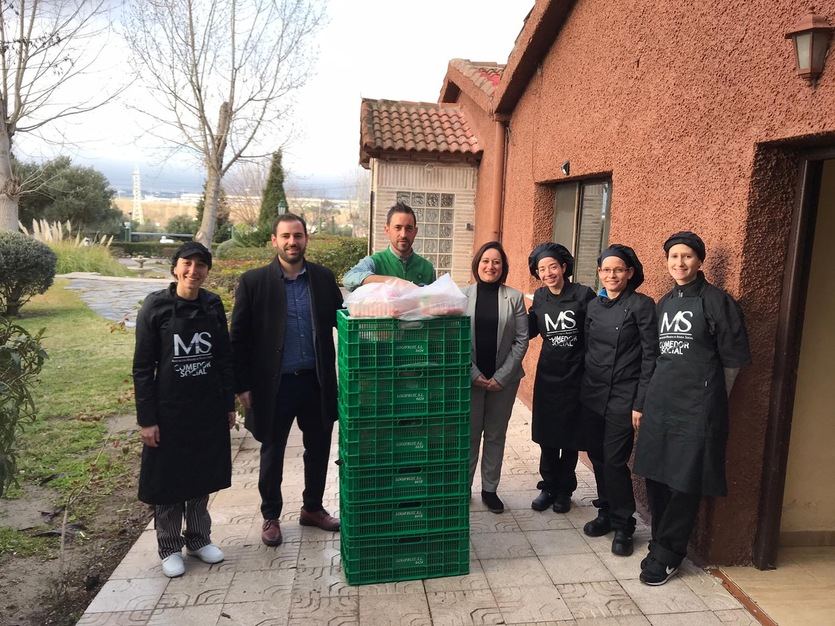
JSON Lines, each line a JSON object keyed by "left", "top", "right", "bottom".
{"left": 109, "top": 242, "right": 182, "bottom": 258}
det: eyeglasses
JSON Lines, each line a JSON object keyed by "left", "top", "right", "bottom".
{"left": 598, "top": 267, "right": 628, "bottom": 275}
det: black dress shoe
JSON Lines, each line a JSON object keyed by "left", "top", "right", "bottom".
{"left": 552, "top": 494, "right": 571, "bottom": 513}
{"left": 481, "top": 490, "right": 504, "bottom": 513}
{"left": 531, "top": 490, "right": 556, "bottom": 511}
{"left": 611, "top": 530, "right": 634, "bottom": 556}
{"left": 582, "top": 512, "right": 612, "bottom": 537}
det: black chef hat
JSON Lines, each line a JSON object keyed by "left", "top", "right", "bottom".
{"left": 598, "top": 244, "right": 644, "bottom": 289}
{"left": 663, "top": 231, "right": 706, "bottom": 261}
{"left": 528, "top": 243, "right": 574, "bottom": 279}
{"left": 171, "top": 241, "right": 213, "bottom": 270}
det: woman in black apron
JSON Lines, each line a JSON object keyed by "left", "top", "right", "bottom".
{"left": 527, "top": 243, "right": 595, "bottom": 513}
{"left": 634, "top": 231, "right": 750, "bottom": 585}
{"left": 133, "top": 242, "right": 235, "bottom": 578}
{"left": 579, "top": 245, "right": 658, "bottom": 557}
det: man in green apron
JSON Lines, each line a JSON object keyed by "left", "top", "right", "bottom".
{"left": 342, "top": 202, "right": 435, "bottom": 290}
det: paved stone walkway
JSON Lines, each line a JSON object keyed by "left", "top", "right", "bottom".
{"left": 78, "top": 399, "right": 756, "bottom": 625}
{"left": 60, "top": 273, "right": 171, "bottom": 328}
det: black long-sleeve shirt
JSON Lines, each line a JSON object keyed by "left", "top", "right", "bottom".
{"left": 581, "top": 288, "right": 658, "bottom": 416}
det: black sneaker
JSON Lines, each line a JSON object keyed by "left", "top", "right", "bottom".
{"left": 582, "top": 512, "right": 612, "bottom": 537}
{"left": 481, "top": 490, "right": 504, "bottom": 514}
{"left": 531, "top": 490, "right": 556, "bottom": 511}
{"left": 639, "top": 556, "right": 679, "bottom": 586}
{"left": 552, "top": 494, "right": 571, "bottom": 513}
{"left": 611, "top": 530, "right": 634, "bottom": 556}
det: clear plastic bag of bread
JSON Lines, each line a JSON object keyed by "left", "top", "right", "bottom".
{"left": 344, "top": 274, "right": 466, "bottom": 319}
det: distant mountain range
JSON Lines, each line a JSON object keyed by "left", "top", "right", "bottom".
{"left": 86, "top": 159, "right": 361, "bottom": 201}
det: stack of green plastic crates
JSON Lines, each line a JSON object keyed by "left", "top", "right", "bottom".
{"left": 337, "top": 310, "right": 472, "bottom": 585}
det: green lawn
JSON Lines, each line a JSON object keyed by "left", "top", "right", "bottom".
{"left": 16, "top": 280, "right": 135, "bottom": 419}
{"left": 2, "top": 281, "right": 138, "bottom": 525}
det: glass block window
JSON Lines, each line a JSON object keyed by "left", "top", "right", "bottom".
{"left": 395, "top": 190, "right": 455, "bottom": 276}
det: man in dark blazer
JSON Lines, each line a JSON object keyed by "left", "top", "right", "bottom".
{"left": 230, "top": 213, "right": 343, "bottom": 546}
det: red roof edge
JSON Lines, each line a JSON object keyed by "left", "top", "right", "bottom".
{"left": 493, "top": 0, "right": 575, "bottom": 115}
{"left": 439, "top": 60, "right": 493, "bottom": 114}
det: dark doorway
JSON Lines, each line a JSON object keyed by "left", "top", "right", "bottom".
{"left": 754, "top": 150, "right": 835, "bottom": 569}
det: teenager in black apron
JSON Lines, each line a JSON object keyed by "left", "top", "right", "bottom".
{"left": 527, "top": 243, "right": 595, "bottom": 513}
{"left": 634, "top": 231, "right": 750, "bottom": 585}
{"left": 133, "top": 242, "right": 235, "bottom": 578}
{"left": 579, "top": 245, "right": 658, "bottom": 558}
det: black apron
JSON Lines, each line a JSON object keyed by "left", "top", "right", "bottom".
{"left": 531, "top": 291, "right": 585, "bottom": 447}
{"left": 634, "top": 289, "right": 728, "bottom": 496}
{"left": 138, "top": 298, "right": 232, "bottom": 505}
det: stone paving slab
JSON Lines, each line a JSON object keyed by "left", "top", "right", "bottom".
{"left": 60, "top": 273, "right": 171, "bottom": 328}
{"left": 79, "top": 400, "right": 753, "bottom": 625}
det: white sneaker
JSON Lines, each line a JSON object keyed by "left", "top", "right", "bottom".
{"left": 161, "top": 553, "right": 185, "bottom": 578}
{"left": 187, "top": 543, "right": 224, "bottom": 564}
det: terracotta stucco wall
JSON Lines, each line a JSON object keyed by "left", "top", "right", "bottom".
{"left": 454, "top": 89, "right": 500, "bottom": 251}
{"left": 484, "top": 0, "right": 835, "bottom": 563}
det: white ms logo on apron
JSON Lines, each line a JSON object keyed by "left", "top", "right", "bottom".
{"left": 172, "top": 331, "right": 213, "bottom": 377}
{"left": 659, "top": 311, "right": 693, "bottom": 355}
{"left": 544, "top": 310, "right": 578, "bottom": 347}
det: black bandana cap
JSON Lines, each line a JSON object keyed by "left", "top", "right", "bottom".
{"left": 663, "top": 231, "right": 706, "bottom": 261}
{"left": 528, "top": 242, "right": 574, "bottom": 279}
{"left": 598, "top": 244, "right": 644, "bottom": 289}
{"left": 171, "top": 241, "right": 213, "bottom": 270}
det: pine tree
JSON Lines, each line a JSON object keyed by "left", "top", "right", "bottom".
{"left": 259, "top": 150, "right": 288, "bottom": 227}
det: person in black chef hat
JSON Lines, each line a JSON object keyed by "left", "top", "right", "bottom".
{"left": 633, "top": 231, "right": 750, "bottom": 585}
{"left": 578, "top": 244, "right": 658, "bottom": 558}
{"left": 527, "top": 243, "right": 595, "bottom": 514}
{"left": 133, "top": 241, "right": 236, "bottom": 578}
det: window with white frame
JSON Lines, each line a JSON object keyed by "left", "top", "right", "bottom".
{"left": 553, "top": 180, "right": 612, "bottom": 289}
{"left": 395, "top": 191, "right": 455, "bottom": 276}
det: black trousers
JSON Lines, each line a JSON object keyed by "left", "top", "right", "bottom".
{"left": 585, "top": 410, "right": 636, "bottom": 532}
{"left": 645, "top": 478, "right": 702, "bottom": 567}
{"left": 259, "top": 371, "right": 334, "bottom": 520}
{"left": 154, "top": 495, "right": 211, "bottom": 559}
{"left": 538, "top": 446, "right": 579, "bottom": 496}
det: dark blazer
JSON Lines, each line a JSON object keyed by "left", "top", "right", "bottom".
{"left": 581, "top": 288, "right": 658, "bottom": 417}
{"left": 230, "top": 258, "right": 343, "bottom": 442}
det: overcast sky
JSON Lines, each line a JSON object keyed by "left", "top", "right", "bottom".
{"left": 16, "top": 1, "right": 532, "bottom": 196}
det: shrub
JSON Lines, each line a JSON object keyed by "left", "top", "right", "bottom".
{"left": 229, "top": 222, "right": 272, "bottom": 248}
{"left": 49, "top": 241, "right": 130, "bottom": 276}
{"left": 0, "top": 232, "right": 57, "bottom": 316}
{"left": 214, "top": 244, "right": 274, "bottom": 261}
{"left": 109, "top": 242, "right": 182, "bottom": 258}
{"left": 0, "top": 316, "right": 47, "bottom": 497}
{"left": 306, "top": 236, "right": 366, "bottom": 281}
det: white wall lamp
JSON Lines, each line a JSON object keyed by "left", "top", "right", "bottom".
{"left": 785, "top": 14, "right": 834, "bottom": 82}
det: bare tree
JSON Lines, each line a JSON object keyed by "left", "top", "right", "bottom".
{"left": 125, "top": 0, "right": 324, "bottom": 246}
{"left": 224, "top": 159, "right": 269, "bottom": 225}
{"left": 0, "top": 1, "right": 115, "bottom": 232}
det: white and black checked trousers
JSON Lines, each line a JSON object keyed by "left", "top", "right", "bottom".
{"left": 154, "top": 495, "right": 212, "bottom": 559}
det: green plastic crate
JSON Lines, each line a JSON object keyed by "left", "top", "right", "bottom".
{"left": 337, "top": 310, "right": 470, "bottom": 370}
{"left": 340, "top": 494, "right": 469, "bottom": 537}
{"left": 338, "top": 365, "right": 470, "bottom": 419}
{"left": 339, "top": 413, "right": 469, "bottom": 466}
{"left": 341, "top": 529, "right": 469, "bottom": 585}
{"left": 339, "top": 461, "right": 470, "bottom": 501}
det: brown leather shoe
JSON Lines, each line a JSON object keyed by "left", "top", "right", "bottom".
{"left": 261, "top": 518, "right": 282, "bottom": 546}
{"left": 299, "top": 508, "right": 340, "bottom": 532}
